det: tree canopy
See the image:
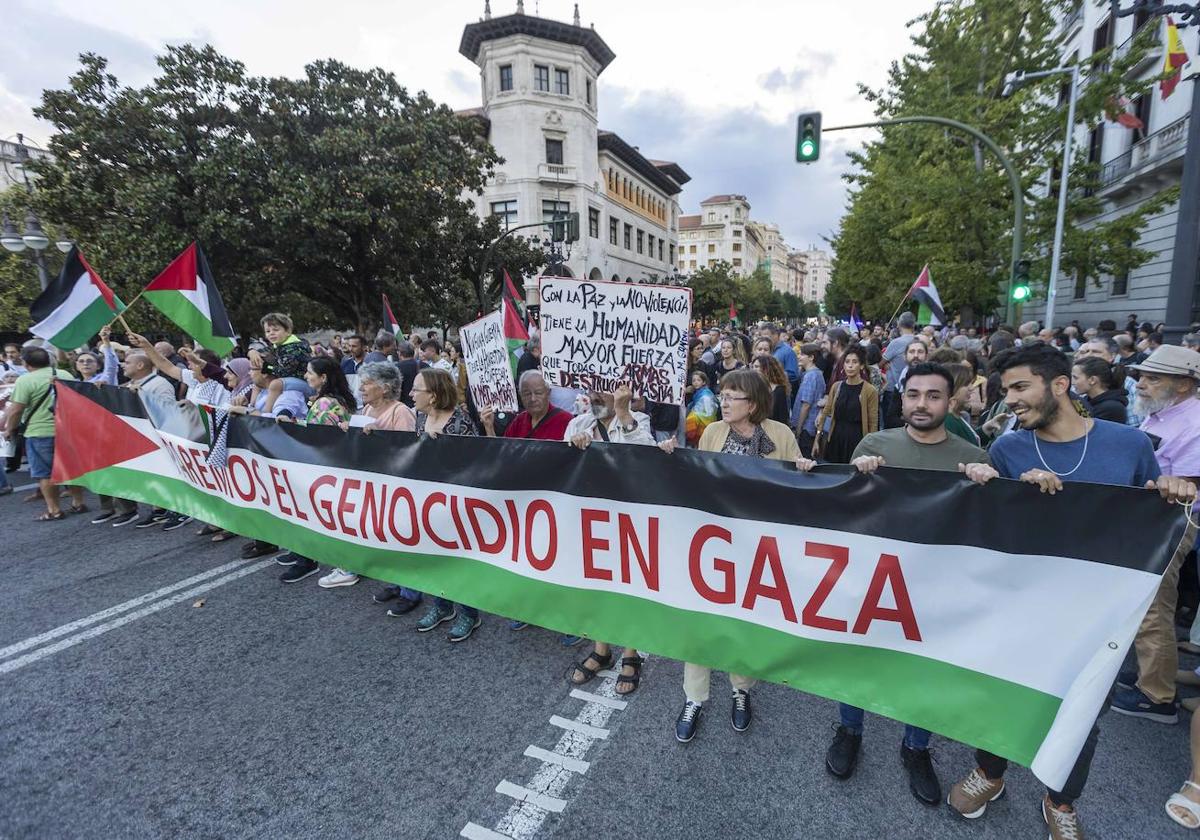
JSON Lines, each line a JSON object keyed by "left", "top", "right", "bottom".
{"left": 829, "top": 0, "right": 1178, "bottom": 323}
{"left": 17, "top": 44, "right": 544, "bottom": 338}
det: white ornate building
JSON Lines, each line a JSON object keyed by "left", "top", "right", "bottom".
{"left": 794, "top": 246, "right": 832, "bottom": 304}
{"left": 676, "top": 194, "right": 763, "bottom": 277}
{"left": 459, "top": 3, "right": 689, "bottom": 295}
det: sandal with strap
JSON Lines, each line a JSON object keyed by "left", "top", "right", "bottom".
{"left": 211, "top": 530, "right": 236, "bottom": 542}
{"left": 197, "top": 524, "right": 222, "bottom": 536}
{"left": 35, "top": 511, "right": 65, "bottom": 522}
{"left": 616, "top": 655, "right": 646, "bottom": 696}
{"left": 70, "top": 504, "right": 89, "bottom": 514}
{"left": 568, "top": 649, "right": 614, "bottom": 686}
{"left": 1167, "top": 781, "right": 1200, "bottom": 829}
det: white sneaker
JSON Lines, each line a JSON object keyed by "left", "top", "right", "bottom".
{"left": 318, "top": 568, "right": 359, "bottom": 588}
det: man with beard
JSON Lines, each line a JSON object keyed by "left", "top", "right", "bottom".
{"left": 945, "top": 343, "right": 1194, "bottom": 840}
{"left": 1112, "top": 345, "right": 1200, "bottom": 724}
{"left": 563, "top": 383, "right": 657, "bottom": 695}
{"left": 883, "top": 336, "right": 928, "bottom": 429}
{"left": 816, "top": 362, "right": 989, "bottom": 806}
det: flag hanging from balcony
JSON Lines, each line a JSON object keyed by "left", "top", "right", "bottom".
{"left": 1161, "top": 17, "right": 1190, "bottom": 100}
{"left": 909, "top": 264, "right": 944, "bottom": 326}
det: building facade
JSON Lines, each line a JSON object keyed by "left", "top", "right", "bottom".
{"left": 1021, "top": 4, "right": 1198, "bottom": 326}
{"left": 794, "top": 246, "right": 832, "bottom": 304}
{"left": 459, "top": 5, "right": 689, "bottom": 296}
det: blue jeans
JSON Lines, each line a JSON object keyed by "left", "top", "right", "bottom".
{"left": 435, "top": 597, "right": 478, "bottom": 620}
{"left": 839, "top": 703, "right": 930, "bottom": 750}
{"left": 25, "top": 435, "right": 55, "bottom": 480}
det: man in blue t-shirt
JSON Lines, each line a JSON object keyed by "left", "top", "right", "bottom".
{"left": 948, "top": 343, "right": 1195, "bottom": 839}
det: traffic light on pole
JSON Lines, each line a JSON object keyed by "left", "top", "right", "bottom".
{"left": 796, "top": 112, "right": 822, "bottom": 162}
{"left": 1012, "top": 259, "right": 1031, "bottom": 302}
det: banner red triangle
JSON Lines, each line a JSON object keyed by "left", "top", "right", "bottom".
{"left": 51, "top": 384, "right": 162, "bottom": 483}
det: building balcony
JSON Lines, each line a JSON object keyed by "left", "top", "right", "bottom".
{"left": 1098, "top": 114, "right": 1189, "bottom": 194}
{"left": 537, "top": 162, "right": 577, "bottom": 183}
{"left": 1059, "top": 3, "right": 1083, "bottom": 38}
{"left": 1114, "top": 26, "right": 1162, "bottom": 77}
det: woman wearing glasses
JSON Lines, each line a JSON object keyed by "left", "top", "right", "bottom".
{"left": 659, "top": 367, "right": 799, "bottom": 743}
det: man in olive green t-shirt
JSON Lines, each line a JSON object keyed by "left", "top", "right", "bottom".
{"left": 798, "top": 361, "right": 989, "bottom": 806}
{"left": 4, "top": 346, "right": 83, "bottom": 520}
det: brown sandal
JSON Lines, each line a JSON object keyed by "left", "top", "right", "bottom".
{"left": 35, "top": 511, "right": 65, "bottom": 521}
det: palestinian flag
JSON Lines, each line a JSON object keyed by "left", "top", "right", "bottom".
{"left": 381, "top": 294, "right": 401, "bottom": 336}
{"left": 909, "top": 264, "right": 944, "bottom": 326}
{"left": 849, "top": 303, "right": 864, "bottom": 333}
{"left": 53, "top": 380, "right": 1186, "bottom": 791}
{"left": 729, "top": 301, "right": 738, "bottom": 325}
{"left": 502, "top": 269, "right": 528, "bottom": 378}
{"left": 144, "top": 243, "right": 236, "bottom": 356}
{"left": 30, "top": 246, "right": 125, "bottom": 350}
{"left": 1161, "top": 17, "right": 1190, "bottom": 99}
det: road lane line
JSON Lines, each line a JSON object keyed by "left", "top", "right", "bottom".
{"left": 0, "top": 558, "right": 257, "bottom": 661}
{"left": 0, "top": 559, "right": 275, "bottom": 675}
{"left": 495, "top": 780, "right": 567, "bottom": 813}
{"left": 568, "top": 688, "right": 627, "bottom": 710}
{"left": 523, "top": 746, "right": 589, "bottom": 774}
{"left": 547, "top": 716, "right": 608, "bottom": 739}
{"left": 460, "top": 823, "right": 512, "bottom": 840}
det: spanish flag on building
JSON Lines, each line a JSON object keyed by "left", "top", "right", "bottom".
{"left": 1161, "top": 17, "right": 1190, "bottom": 100}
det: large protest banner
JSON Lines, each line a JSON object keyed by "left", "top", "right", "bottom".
{"left": 53, "top": 380, "right": 1185, "bottom": 789}
{"left": 537, "top": 277, "right": 692, "bottom": 403}
{"left": 459, "top": 310, "right": 518, "bottom": 412}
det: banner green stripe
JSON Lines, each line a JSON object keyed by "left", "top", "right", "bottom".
{"left": 47, "top": 296, "right": 118, "bottom": 349}
{"left": 71, "top": 464, "right": 1059, "bottom": 765}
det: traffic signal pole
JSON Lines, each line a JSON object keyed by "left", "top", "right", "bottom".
{"left": 825, "top": 116, "right": 1025, "bottom": 325}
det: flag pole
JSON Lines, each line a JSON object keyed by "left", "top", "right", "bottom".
{"left": 105, "top": 290, "right": 144, "bottom": 329}
{"left": 885, "top": 289, "right": 913, "bottom": 328}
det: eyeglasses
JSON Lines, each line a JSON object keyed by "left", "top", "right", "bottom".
{"left": 719, "top": 395, "right": 750, "bottom": 404}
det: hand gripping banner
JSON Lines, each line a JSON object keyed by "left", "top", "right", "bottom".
{"left": 52, "top": 381, "right": 1185, "bottom": 789}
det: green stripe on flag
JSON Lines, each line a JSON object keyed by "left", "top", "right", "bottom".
{"left": 67, "top": 463, "right": 1062, "bottom": 767}
{"left": 145, "top": 290, "right": 235, "bottom": 355}
{"left": 47, "top": 295, "right": 121, "bottom": 350}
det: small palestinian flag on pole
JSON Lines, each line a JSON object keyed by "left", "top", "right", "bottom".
{"left": 909, "top": 264, "right": 945, "bottom": 326}
{"left": 30, "top": 246, "right": 126, "bottom": 350}
{"left": 501, "top": 269, "right": 529, "bottom": 378}
{"left": 1161, "top": 16, "right": 1191, "bottom": 99}
{"left": 144, "top": 243, "right": 236, "bottom": 355}
{"left": 849, "top": 303, "right": 864, "bottom": 333}
{"left": 729, "top": 301, "right": 738, "bottom": 325}
{"left": 381, "top": 293, "right": 401, "bottom": 336}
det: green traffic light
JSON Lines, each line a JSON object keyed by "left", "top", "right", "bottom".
{"left": 1012, "top": 285, "right": 1030, "bottom": 302}
{"left": 800, "top": 139, "right": 815, "bottom": 158}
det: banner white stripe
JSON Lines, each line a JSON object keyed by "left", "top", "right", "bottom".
{"left": 30, "top": 270, "right": 102, "bottom": 338}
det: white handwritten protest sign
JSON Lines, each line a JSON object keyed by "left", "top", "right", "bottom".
{"left": 538, "top": 277, "right": 692, "bottom": 403}
{"left": 459, "top": 310, "right": 519, "bottom": 412}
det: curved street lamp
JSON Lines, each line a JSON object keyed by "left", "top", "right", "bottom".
{"left": 1, "top": 134, "right": 54, "bottom": 288}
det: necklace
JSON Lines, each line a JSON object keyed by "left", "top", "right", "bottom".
{"left": 1033, "top": 419, "right": 1091, "bottom": 477}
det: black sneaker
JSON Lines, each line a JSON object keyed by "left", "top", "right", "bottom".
{"left": 162, "top": 514, "right": 193, "bottom": 532}
{"left": 279, "top": 558, "right": 319, "bottom": 583}
{"left": 731, "top": 690, "right": 752, "bottom": 732}
{"left": 1110, "top": 685, "right": 1179, "bottom": 723}
{"left": 374, "top": 584, "right": 404, "bottom": 603}
{"left": 1117, "top": 667, "right": 1137, "bottom": 689}
{"left": 901, "top": 744, "right": 942, "bottom": 805}
{"left": 150, "top": 509, "right": 170, "bottom": 523}
{"left": 387, "top": 597, "right": 422, "bottom": 617}
{"left": 133, "top": 514, "right": 160, "bottom": 529}
{"left": 275, "top": 552, "right": 300, "bottom": 567}
{"left": 241, "top": 540, "right": 278, "bottom": 560}
{"left": 825, "top": 725, "right": 862, "bottom": 779}
{"left": 111, "top": 511, "right": 140, "bottom": 527}
{"left": 91, "top": 511, "right": 119, "bottom": 524}
{"left": 676, "top": 701, "right": 702, "bottom": 743}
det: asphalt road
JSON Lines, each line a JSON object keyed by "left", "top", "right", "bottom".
{"left": 1, "top": 482, "right": 1194, "bottom": 840}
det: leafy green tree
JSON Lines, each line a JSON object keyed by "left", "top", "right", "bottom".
{"left": 831, "top": 0, "right": 1176, "bottom": 322}
{"left": 684, "top": 261, "right": 740, "bottom": 322}
{"left": 27, "top": 45, "right": 543, "bottom": 340}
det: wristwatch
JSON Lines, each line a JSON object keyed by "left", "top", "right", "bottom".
{"left": 620, "top": 421, "right": 638, "bottom": 434}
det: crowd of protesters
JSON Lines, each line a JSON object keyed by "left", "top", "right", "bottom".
{"left": 1, "top": 305, "right": 1198, "bottom": 840}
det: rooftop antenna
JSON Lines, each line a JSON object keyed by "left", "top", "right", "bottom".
{"left": 516, "top": 0, "right": 524, "bottom": 13}
{"left": 573, "top": 3, "right": 580, "bottom": 25}
{"left": 484, "top": 0, "right": 491, "bottom": 19}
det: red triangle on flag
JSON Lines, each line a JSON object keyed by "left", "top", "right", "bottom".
{"left": 145, "top": 243, "right": 199, "bottom": 292}
{"left": 51, "top": 384, "right": 161, "bottom": 483}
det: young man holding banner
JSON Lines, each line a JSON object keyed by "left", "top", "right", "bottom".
{"left": 812, "top": 362, "right": 989, "bottom": 806}
{"left": 944, "top": 344, "right": 1195, "bottom": 840}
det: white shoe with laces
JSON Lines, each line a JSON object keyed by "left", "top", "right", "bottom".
{"left": 318, "top": 568, "right": 360, "bottom": 588}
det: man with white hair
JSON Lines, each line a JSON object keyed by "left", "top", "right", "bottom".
{"left": 1112, "top": 345, "right": 1200, "bottom": 724}
{"left": 1018, "top": 321, "right": 1040, "bottom": 344}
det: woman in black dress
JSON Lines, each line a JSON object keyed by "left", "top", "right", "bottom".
{"left": 814, "top": 345, "right": 879, "bottom": 463}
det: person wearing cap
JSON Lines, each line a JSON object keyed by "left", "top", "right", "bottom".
{"left": 1112, "top": 344, "right": 1200, "bottom": 725}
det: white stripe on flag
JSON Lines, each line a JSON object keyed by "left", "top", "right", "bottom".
{"left": 183, "top": 273, "right": 213, "bottom": 322}
{"left": 30, "top": 270, "right": 103, "bottom": 339}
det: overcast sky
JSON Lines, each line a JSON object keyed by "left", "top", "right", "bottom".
{"left": 2, "top": 0, "right": 933, "bottom": 252}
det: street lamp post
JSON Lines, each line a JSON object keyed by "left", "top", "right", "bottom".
{"left": 0, "top": 134, "right": 68, "bottom": 290}
{"left": 1002, "top": 64, "right": 1082, "bottom": 330}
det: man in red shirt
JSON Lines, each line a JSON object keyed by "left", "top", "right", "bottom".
{"left": 481, "top": 371, "right": 571, "bottom": 440}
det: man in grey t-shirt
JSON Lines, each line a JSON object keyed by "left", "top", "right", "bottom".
{"left": 881, "top": 312, "right": 918, "bottom": 428}
{"left": 797, "top": 361, "right": 988, "bottom": 805}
